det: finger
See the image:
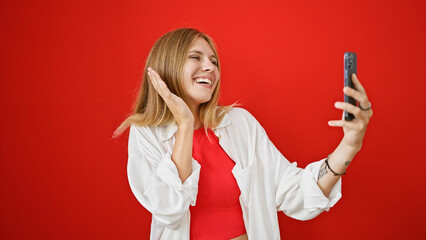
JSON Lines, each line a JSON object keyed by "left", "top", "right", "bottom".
{"left": 351, "top": 74, "right": 367, "bottom": 95}
{"left": 148, "top": 69, "right": 167, "bottom": 100}
{"left": 147, "top": 68, "right": 157, "bottom": 86}
{"left": 151, "top": 70, "right": 167, "bottom": 91}
{"left": 148, "top": 71, "right": 162, "bottom": 96}
{"left": 328, "top": 119, "right": 362, "bottom": 130}
{"left": 147, "top": 68, "right": 161, "bottom": 89}
{"left": 149, "top": 70, "right": 162, "bottom": 92}
{"left": 150, "top": 69, "right": 173, "bottom": 99}
{"left": 334, "top": 102, "right": 365, "bottom": 119}
{"left": 343, "top": 87, "right": 369, "bottom": 107}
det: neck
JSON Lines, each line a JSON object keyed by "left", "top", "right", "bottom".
{"left": 191, "top": 105, "right": 203, "bottom": 130}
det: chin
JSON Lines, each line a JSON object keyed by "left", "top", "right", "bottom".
{"left": 196, "top": 97, "right": 212, "bottom": 105}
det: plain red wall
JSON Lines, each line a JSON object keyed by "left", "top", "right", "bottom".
{"left": 1, "top": 0, "right": 425, "bottom": 239}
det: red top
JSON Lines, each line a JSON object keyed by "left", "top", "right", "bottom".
{"left": 190, "top": 128, "right": 246, "bottom": 240}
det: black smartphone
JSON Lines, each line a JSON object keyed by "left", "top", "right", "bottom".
{"left": 344, "top": 52, "right": 357, "bottom": 121}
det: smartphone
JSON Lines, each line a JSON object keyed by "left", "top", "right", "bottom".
{"left": 344, "top": 52, "right": 357, "bottom": 121}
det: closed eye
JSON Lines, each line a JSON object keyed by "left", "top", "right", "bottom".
{"left": 189, "top": 55, "right": 218, "bottom": 66}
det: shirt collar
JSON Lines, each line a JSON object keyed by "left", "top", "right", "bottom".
{"left": 158, "top": 113, "right": 231, "bottom": 142}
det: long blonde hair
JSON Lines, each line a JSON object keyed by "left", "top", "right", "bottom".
{"left": 113, "top": 28, "right": 237, "bottom": 138}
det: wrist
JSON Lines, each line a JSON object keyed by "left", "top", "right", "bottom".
{"left": 177, "top": 122, "right": 194, "bottom": 131}
{"left": 340, "top": 139, "right": 362, "bottom": 155}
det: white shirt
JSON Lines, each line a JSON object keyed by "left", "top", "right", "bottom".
{"left": 127, "top": 107, "right": 342, "bottom": 240}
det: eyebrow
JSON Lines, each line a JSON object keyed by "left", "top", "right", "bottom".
{"left": 188, "top": 50, "right": 217, "bottom": 59}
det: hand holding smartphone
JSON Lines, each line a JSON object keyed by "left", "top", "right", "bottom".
{"left": 344, "top": 52, "right": 357, "bottom": 121}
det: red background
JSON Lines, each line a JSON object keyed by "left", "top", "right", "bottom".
{"left": 1, "top": 0, "right": 425, "bottom": 239}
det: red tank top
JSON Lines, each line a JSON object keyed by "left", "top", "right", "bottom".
{"left": 190, "top": 127, "right": 246, "bottom": 240}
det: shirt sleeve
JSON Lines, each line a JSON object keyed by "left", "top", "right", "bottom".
{"left": 249, "top": 112, "right": 342, "bottom": 221}
{"left": 127, "top": 125, "right": 201, "bottom": 229}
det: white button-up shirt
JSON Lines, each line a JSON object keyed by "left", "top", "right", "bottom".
{"left": 127, "top": 107, "right": 342, "bottom": 239}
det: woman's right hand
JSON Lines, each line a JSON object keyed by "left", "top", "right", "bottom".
{"left": 147, "top": 67, "right": 194, "bottom": 127}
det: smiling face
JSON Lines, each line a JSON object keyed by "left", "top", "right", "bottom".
{"left": 182, "top": 37, "right": 220, "bottom": 111}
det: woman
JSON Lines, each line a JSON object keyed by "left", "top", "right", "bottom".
{"left": 114, "top": 28, "right": 373, "bottom": 240}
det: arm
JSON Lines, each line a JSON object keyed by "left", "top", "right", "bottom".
{"left": 241, "top": 109, "right": 341, "bottom": 221}
{"left": 127, "top": 125, "right": 200, "bottom": 229}
{"left": 317, "top": 140, "right": 359, "bottom": 197}
{"left": 172, "top": 123, "right": 194, "bottom": 183}
{"left": 148, "top": 68, "right": 194, "bottom": 183}
{"left": 125, "top": 68, "right": 198, "bottom": 229}
{"left": 319, "top": 74, "right": 373, "bottom": 196}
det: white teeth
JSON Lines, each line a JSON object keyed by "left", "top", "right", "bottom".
{"left": 195, "top": 78, "right": 212, "bottom": 85}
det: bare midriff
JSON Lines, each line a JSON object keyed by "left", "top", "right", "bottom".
{"left": 231, "top": 233, "right": 248, "bottom": 240}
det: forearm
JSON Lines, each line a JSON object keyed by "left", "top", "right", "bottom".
{"left": 317, "top": 140, "right": 361, "bottom": 197}
{"left": 171, "top": 123, "right": 194, "bottom": 183}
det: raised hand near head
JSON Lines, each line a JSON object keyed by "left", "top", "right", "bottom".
{"left": 147, "top": 68, "right": 194, "bottom": 127}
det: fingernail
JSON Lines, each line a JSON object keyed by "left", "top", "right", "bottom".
{"left": 334, "top": 102, "right": 340, "bottom": 107}
{"left": 328, "top": 121, "right": 333, "bottom": 126}
{"left": 148, "top": 67, "right": 152, "bottom": 71}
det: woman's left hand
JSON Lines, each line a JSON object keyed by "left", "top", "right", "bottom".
{"left": 328, "top": 74, "right": 373, "bottom": 150}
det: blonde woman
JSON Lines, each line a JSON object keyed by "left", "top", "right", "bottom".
{"left": 114, "top": 28, "right": 373, "bottom": 240}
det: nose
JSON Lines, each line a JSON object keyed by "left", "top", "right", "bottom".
{"left": 202, "top": 59, "right": 215, "bottom": 72}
